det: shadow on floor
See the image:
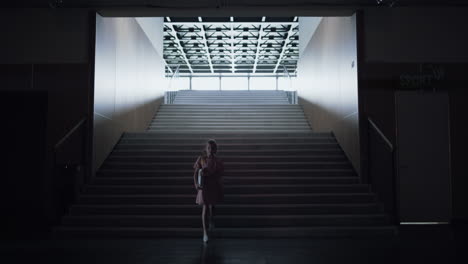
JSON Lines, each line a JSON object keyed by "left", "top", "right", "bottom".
{"left": 1, "top": 224, "right": 467, "bottom": 264}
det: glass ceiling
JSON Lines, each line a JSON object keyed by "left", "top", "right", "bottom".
{"left": 164, "top": 16, "right": 299, "bottom": 77}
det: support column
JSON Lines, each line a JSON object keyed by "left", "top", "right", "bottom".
{"left": 276, "top": 76, "right": 279, "bottom": 90}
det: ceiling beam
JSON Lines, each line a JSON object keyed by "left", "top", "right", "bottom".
{"left": 167, "top": 24, "right": 193, "bottom": 74}
{"left": 164, "top": 60, "right": 174, "bottom": 74}
{"left": 198, "top": 24, "right": 214, "bottom": 73}
{"left": 273, "top": 25, "right": 296, "bottom": 73}
{"left": 230, "top": 23, "right": 235, "bottom": 73}
{"left": 252, "top": 24, "right": 264, "bottom": 74}
{"left": 166, "top": 22, "right": 298, "bottom": 26}
{"left": 166, "top": 73, "right": 297, "bottom": 78}
{"left": 164, "top": 19, "right": 299, "bottom": 75}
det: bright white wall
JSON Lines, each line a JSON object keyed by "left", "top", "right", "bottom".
{"left": 297, "top": 14, "right": 360, "bottom": 173}
{"left": 93, "top": 15, "right": 165, "bottom": 174}
{"left": 299, "top": 17, "right": 322, "bottom": 57}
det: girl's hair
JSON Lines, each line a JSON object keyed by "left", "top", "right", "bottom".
{"left": 202, "top": 139, "right": 218, "bottom": 157}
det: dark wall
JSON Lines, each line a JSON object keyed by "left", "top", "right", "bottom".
{"left": 358, "top": 7, "right": 468, "bottom": 221}
{"left": 0, "top": 9, "right": 94, "bottom": 236}
{"left": 0, "top": 91, "right": 48, "bottom": 237}
{"left": 449, "top": 84, "right": 468, "bottom": 222}
{"left": 0, "top": 9, "right": 90, "bottom": 64}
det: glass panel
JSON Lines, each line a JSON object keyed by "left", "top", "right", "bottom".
{"left": 250, "top": 77, "right": 277, "bottom": 90}
{"left": 167, "top": 77, "right": 190, "bottom": 91}
{"left": 278, "top": 76, "right": 292, "bottom": 91}
{"left": 221, "top": 77, "right": 248, "bottom": 90}
{"left": 192, "top": 77, "right": 219, "bottom": 90}
{"left": 176, "top": 77, "right": 190, "bottom": 91}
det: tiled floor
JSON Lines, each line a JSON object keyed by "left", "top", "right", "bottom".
{"left": 1, "top": 225, "right": 467, "bottom": 264}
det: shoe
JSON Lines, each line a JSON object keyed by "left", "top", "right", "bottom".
{"left": 203, "top": 233, "right": 209, "bottom": 243}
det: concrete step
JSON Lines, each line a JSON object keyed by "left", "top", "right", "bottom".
{"left": 52, "top": 226, "right": 397, "bottom": 238}
{"left": 152, "top": 119, "right": 309, "bottom": 123}
{"left": 106, "top": 155, "right": 346, "bottom": 163}
{"left": 121, "top": 132, "right": 333, "bottom": 138}
{"left": 91, "top": 176, "right": 360, "bottom": 185}
{"left": 146, "top": 129, "right": 314, "bottom": 133}
{"left": 150, "top": 120, "right": 310, "bottom": 125}
{"left": 153, "top": 115, "right": 306, "bottom": 118}
{"left": 53, "top": 92, "right": 395, "bottom": 238}
{"left": 158, "top": 110, "right": 300, "bottom": 113}
{"left": 147, "top": 127, "right": 312, "bottom": 131}
{"left": 110, "top": 149, "right": 346, "bottom": 156}
{"left": 61, "top": 214, "right": 389, "bottom": 227}
{"left": 96, "top": 168, "right": 356, "bottom": 177}
{"left": 82, "top": 184, "right": 370, "bottom": 195}
{"left": 100, "top": 161, "right": 353, "bottom": 170}
{"left": 69, "top": 203, "right": 382, "bottom": 216}
{"left": 159, "top": 105, "right": 301, "bottom": 109}
{"left": 154, "top": 111, "right": 305, "bottom": 115}
{"left": 118, "top": 138, "right": 336, "bottom": 145}
{"left": 113, "top": 143, "right": 340, "bottom": 151}
{"left": 148, "top": 124, "right": 311, "bottom": 128}
{"left": 154, "top": 113, "right": 305, "bottom": 117}
{"left": 78, "top": 193, "right": 375, "bottom": 204}
{"left": 157, "top": 106, "right": 302, "bottom": 109}
{"left": 147, "top": 125, "right": 312, "bottom": 130}
{"left": 154, "top": 114, "right": 307, "bottom": 118}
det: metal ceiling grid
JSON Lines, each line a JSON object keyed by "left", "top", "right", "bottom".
{"left": 164, "top": 17, "right": 299, "bottom": 77}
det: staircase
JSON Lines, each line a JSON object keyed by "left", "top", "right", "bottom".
{"left": 173, "top": 90, "right": 290, "bottom": 105}
{"left": 53, "top": 90, "right": 396, "bottom": 238}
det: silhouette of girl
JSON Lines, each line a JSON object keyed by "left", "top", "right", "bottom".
{"left": 193, "top": 139, "right": 224, "bottom": 243}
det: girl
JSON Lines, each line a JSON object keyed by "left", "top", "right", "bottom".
{"left": 193, "top": 139, "right": 224, "bottom": 243}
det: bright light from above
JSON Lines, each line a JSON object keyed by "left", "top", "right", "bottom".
{"left": 221, "top": 77, "right": 248, "bottom": 90}
{"left": 192, "top": 77, "right": 219, "bottom": 90}
{"left": 293, "top": 16, "right": 298, "bottom": 22}
{"left": 198, "top": 17, "right": 203, "bottom": 22}
{"left": 166, "top": 17, "right": 171, "bottom": 22}
{"left": 230, "top": 17, "right": 234, "bottom": 22}
{"left": 262, "top": 16, "right": 266, "bottom": 22}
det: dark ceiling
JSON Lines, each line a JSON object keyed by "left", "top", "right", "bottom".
{"left": 4, "top": 0, "right": 468, "bottom": 8}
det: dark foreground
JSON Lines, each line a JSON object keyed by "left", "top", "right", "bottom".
{"left": 1, "top": 225, "right": 467, "bottom": 264}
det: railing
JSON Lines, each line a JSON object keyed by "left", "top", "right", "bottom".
{"left": 165, "top": 65, "right": 180, "bottom": 104}
{"left": 368, "top": 118, "right": 393, "bottom": 151}
{"left": 53, "top": 117, "right": 88, "bottom": 219}
{"left": 280, "top": 64, "right": 297, "bottom": 104}
{"left": 54, "top": 118, "right": 87, "bottom": 150}
{"left": 367, "top": 117, "right": 398, "bottom": 224}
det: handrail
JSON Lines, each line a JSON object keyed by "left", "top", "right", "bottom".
{"left": 280, "top": 64, "right": 297, "bottom": 104}
{"left": 368, "top": 117, "right": 393, "bottom": 152}
{"left": 281, "top": 64, "right": 292, "bottom": 80}
{"left": 53, "top": 116, "right": 88, "bottom": 219}
{"left": 367, "top": 116, "right": 398, "bottom": 224}
{"left": 168, "top": 65, "right": 180, "bottom": 91}
{"left": 54, "top": 117, "right": 87, "bottom": 150}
